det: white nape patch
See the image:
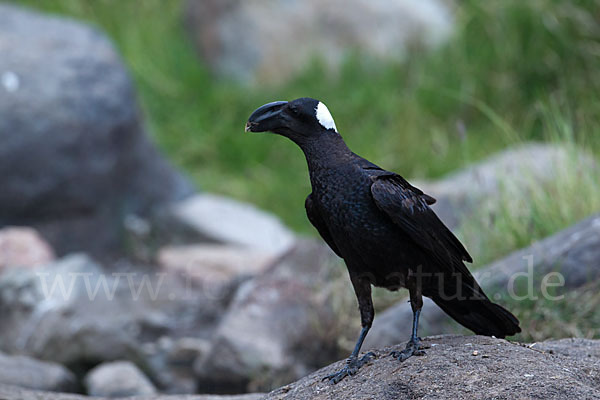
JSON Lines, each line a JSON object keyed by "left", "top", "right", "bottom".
{"left": 315, "top": 102, "right": 337, "bottom": 132}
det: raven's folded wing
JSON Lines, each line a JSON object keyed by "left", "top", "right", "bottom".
{"left": 370, "top": 174, "right": 473, "bottom": 265}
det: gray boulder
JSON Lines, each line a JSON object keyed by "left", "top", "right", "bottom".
{"left": 185, "top": 0, "right": 453, "bottom": 83}
{"left": 363, "top": 213, "right": 600, "bottom": 349}
{"left": 416, "top": 143, "right": 598, "bottom": 230}
{"left": 84, "top": 361, "right": 156, "bottom": 397}
{"left": 0, "top": 352, "right": 76, "bottom": 392}
{"left": 153, "top": 194, "right": 295, "bottom": 257}
{"left": 0, "top": 4, "right": 192, "bottom": 258}
{"left": 194, "top": 239, "right": 351, "bottom": 393}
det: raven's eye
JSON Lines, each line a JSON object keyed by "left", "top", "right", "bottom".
{"left": 289, "top": 105, "right": 300, "bottom": 116}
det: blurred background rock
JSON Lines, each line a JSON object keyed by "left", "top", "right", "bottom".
{"left": 0, "top": 0, "right": 598, "bottom": 397}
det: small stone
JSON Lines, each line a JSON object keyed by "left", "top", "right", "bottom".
{"left": 0, "top": 352, "right": 76, "bottom": 392}
{"left": 472, "top": 350, "right": 479, "bottom": 356}
{"left": 84, "top": 361, "right": 156, "bottom": 397}
{"left": 0, "top": 227, "right": 55, "bottom": 271}
{"left": 168, "top": 337, "right": 210, "bottom": 364}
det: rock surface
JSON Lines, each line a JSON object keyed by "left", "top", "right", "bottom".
{"left": 0, "top": 227, "right": 55, "bottom": 271}
{"left": 0, "top": 4, "right": 192, "bottom": 258}
{"left": 364, "top": 213, "right": 600, "bottom": 349}
{"left": 0, "top": 352, "right": 76, "bottom": 392}
{"left": 533, "top": 337, "right": 600, "bottom": 359}
{"left": 194, "top": 239, "right": 349, "bottom": 394}
{"left": 84, "top": 361, "right": 157, "bottom": 397}
{"left": 265, "top": 335, "right": 600, "bottom": 400}
{"left": 185, "top": 0, "right": 453, "bottom": 83}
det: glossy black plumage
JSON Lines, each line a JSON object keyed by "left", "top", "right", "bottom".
{"left": 246, "top": 97, "right": 521, "bottom": 383}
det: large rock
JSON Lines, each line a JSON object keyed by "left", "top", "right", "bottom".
{"left": 417, "top": 143, "right": 598, "bottom": 230}
{"left": 194, "top": 239, "right": 352, "bottom": 394}
{"left": 0, "top": 4, "right": 193, "bottom": 258}
{"left": 0, "top": 227, "right": 55, "bottom": 272}
{"left": 363, "top": 213, "right": 600, "bottom": 349}
{"left": 84, "top": 361, "right": 157, "bottom": 397}
{"left": 185, "top": 0, "right": 453, "bottom": 83}
{"left": 264, "top": 335, "right": 600, "bottom": 399}
{"left": 158, "top": 244, "right": 277, "bottom": 303}
{"left": 0, "top": 352, "right": 76, "bottom": 392}
{"left": 153, "top": 194, "right": 295, "bottom": 257}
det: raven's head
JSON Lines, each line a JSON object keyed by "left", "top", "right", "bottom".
{"left": 245, "top": 97, "right": 338, "bottom": 143}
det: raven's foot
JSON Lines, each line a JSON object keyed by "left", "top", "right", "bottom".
{"left": 391, "top": 337, "right": 426, "bottom": 362}
{"left": 322, "top": 352, "right": 375, "bottom": 384}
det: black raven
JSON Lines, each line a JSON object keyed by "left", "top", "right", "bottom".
{"left": 245, "top": 97, "right": 520, "bottom": 384}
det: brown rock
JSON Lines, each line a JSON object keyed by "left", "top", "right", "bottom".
{"left": 157, "top": 244, "right": 276, "bottom": 300}
{"left": 0, "top": 227, "right": 55, "bottom": 271}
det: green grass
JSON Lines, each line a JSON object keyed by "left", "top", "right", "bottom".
{"left": 11, "top": 0, "right": 600, "bottom": 340}
{"left": 510, "top": 279, "right": 600, "bottom": 341}
{"left": 458, "top": 116, "right": 600, "bottom": 266}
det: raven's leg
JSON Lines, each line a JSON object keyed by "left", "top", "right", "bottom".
{"left": 392, "top": 287, "right": 427, "bottom": 361}
{"left": 323, "top": 275, "right": 375, "bottom": 384}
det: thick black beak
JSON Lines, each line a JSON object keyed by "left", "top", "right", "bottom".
{"left": 245, "top": 101, "right": 288, "bottom": 133}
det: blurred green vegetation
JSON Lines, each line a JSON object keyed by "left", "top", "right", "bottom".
{"left": 15, "top": 0, "right": 600, "bottom": 232}
{"left": 13, "top": 0, "right": 600, "bottom": 340}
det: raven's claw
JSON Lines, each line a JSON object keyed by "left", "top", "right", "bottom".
{"left": 391, "top": 337, "right": 427, "bottom": 362}
{"left": 322, "top": 352, "right": 375, "bottom": 384}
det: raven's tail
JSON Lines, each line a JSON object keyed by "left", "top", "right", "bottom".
{"left": 425, "top": 279, "right": 521, "bottom": 338}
